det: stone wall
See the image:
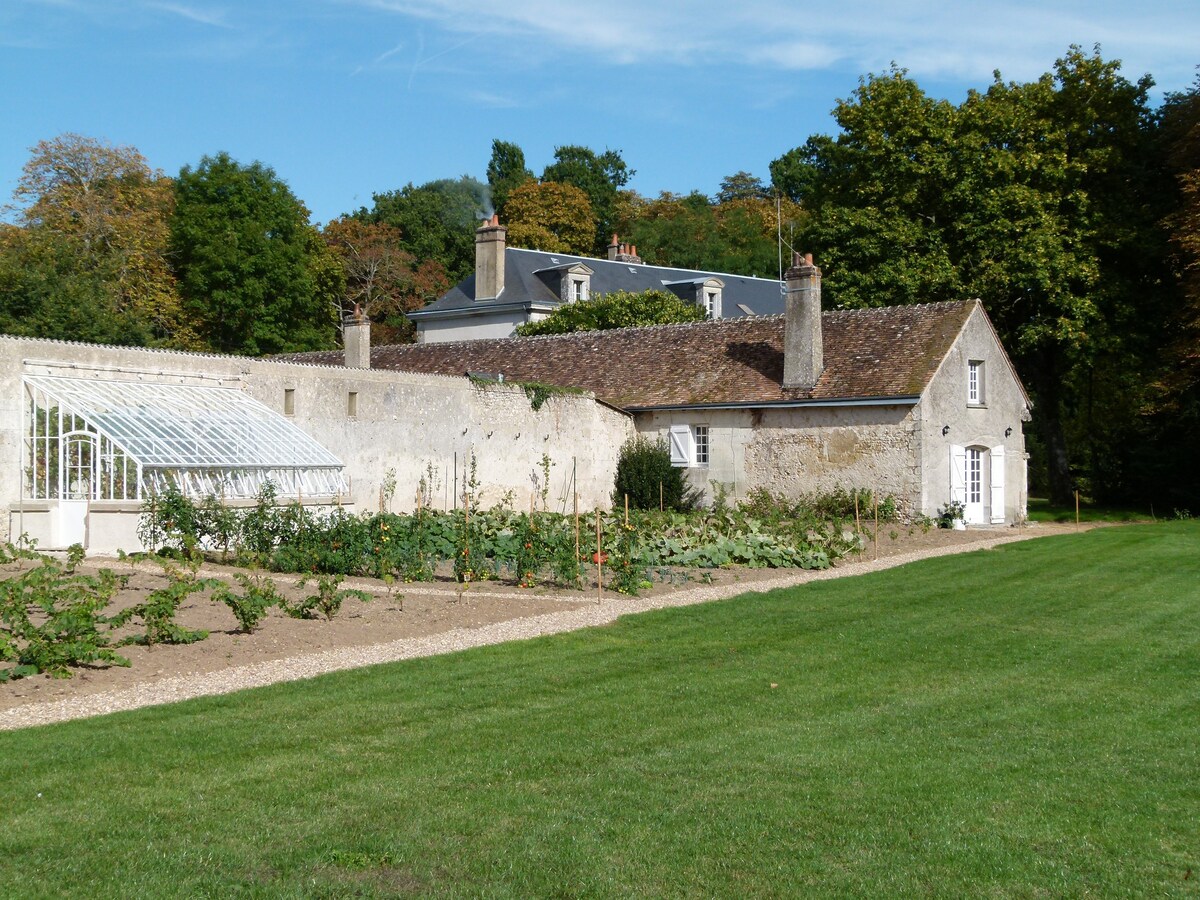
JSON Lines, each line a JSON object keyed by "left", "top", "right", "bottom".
{"left": 0, "top": 336, "right": 633, "bottom": 549}
{"left": 636, "top": 404, "right": 922, "bottom": 512}
{"left": 918, "top": 303, "right": 1032, "bottom": 523}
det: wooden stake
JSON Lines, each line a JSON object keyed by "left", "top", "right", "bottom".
{"left": 873, "top": 491, "right": 879, "bottom": 561}
{"left": 659, "top": 481, "right": 663, "bottom": 512}
{"left": 574, "top": 492, "right": 580, "bottom": 563}
{"left": 1075, "top": 489, "right": 1080, "bottom": 530}
{"left": 596, "top": 510, "right": 603, "bottom": 604}
{"left": 854, "top": 492, "right": 862, "bottom": 558}
{"left": 624, "top": 493, "right": 629, "bottom": 526}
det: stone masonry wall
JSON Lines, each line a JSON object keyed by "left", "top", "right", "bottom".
{"left": 0, "top": 336, "right": 633, "bottom": 548}
{"left": 636, "top": 404, "right": 922, "bottom": 513}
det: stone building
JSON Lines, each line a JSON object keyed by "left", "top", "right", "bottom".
{"left": 409, "top": 215, "right": 788, "bottom": 343}
{"left": 310, "top": 253, "right": 1033, "bottom": 523}
{"left": 1, "top": 336, "right": 632, "bottom": 553}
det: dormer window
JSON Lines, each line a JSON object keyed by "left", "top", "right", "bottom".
{"left": 662, "top": 276, "right": 724, "bottom": 318}
{"left": 533, "top": 261, "right": 593, "bottom": 303}
{"left": 701, "top": 278, "right": 723, "bottom": 318}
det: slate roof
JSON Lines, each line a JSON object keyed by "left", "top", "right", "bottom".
{"left": 293, "top": 300, "right": 979, "bottom": 411}
{"left": 408, "top": 247, "right": 788, "bottom": 320}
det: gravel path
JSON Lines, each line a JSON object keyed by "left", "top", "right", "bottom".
{"left": 0, "top": 529, "right": 1057, "bottom": 731}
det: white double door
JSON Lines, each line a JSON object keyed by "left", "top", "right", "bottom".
{"left": 950, "top": 444, "right": 1005, "bottom": 525}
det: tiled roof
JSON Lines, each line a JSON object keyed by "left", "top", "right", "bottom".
{"left": 290, "top": 300, "right": 978, "bottom": 410}
{"left": 409, "top": 247, "right": 788, "bottom": 319}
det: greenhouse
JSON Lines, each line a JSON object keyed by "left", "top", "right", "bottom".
{"left": 22, "top": 375, "right": 347, "bottom": 502}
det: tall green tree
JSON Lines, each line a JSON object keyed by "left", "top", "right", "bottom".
{"left": 362, "top": 176, "right": 488, "bottom": 282}
{"left": 542, "top": 146, "right": 633, "bottom": 253}
{"left": 0, "top": 133, "right": 190, "bottom": 346}
{"left": 486, "top": 139, "right": 533, "bottom": 222}
{"left": 170, "top": 152, "right": 335, "bottom": 356}
{"left": 624, "top": 190, "right": 805, "bottom": 278}
{"left": 782, "top": 49, "right": 1167, "bottom": 503}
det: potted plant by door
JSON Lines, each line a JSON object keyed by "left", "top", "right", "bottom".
{"left": 938, "top": 500, "right": 967, "bottom": 530}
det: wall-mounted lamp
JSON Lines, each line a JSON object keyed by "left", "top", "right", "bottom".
{"left": 1005, "top": 427, "right": 1013, "bottom": 438}
{"left": 942, "top": 425, "right": 951, "bottom": 437}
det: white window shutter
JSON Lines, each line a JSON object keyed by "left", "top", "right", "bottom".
{"left": 949, "top": 445, "right": 966, "bottom": 504}
{"left": 668, "top": 425, "right": 692, "bottom": 467}
{"left": 990, "top": 445, "right": 1006, "bottom": 523}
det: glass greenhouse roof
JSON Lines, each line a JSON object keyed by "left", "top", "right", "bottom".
{"left": 24, "top": 374, "right": 344, "bottom": 471}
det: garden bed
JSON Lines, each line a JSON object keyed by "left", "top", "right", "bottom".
{"left": 0, "top": 522, "right": 1053, "bottom": 716}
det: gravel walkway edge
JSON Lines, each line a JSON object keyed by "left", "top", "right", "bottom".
{"left": 0, "top": 529, "right": 1055, "bottom": 732}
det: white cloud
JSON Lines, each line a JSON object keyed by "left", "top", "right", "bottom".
{"left": 147, "top": 1, "right": 232, "bottom": 29}
{"left": 336, "top": 0, "right": 1200, "bottom": 91}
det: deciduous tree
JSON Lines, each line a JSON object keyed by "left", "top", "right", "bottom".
{"left": 486, "top": 139, "right": 533, "bottom": 222}
{"left": 170, "top": 152, "right": 335, "bottom": 355}
{"left": 504, "top": 182, "right": 596, "bottom": 255}
{"left": 0, "top": 133, "right": 190, "bottom": 346}
{"left": 542, "top": 146, "right": 633, "bottom": 253}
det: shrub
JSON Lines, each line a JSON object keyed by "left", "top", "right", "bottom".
{"left": 112, "top": 559, "right": 214, "bottom": 646}
{"left": 613, "top": 437, "right": 702, "bottom": 512}
{"left": 213, "top": 573, "right": 282, "bottom": 633}
{"left": 0, "top": 554, "right": 130, "bottom": 680}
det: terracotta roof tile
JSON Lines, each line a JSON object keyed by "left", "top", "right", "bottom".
{"left": 290, "top": 301, "right": 977, "bottom": 409}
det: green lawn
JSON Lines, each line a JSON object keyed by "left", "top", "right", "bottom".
{"left": 2, "top": 523, "right": 1198, "bottom": 897}
{"left": 1026, "top": 496, "right": 1159, "bottom": 523}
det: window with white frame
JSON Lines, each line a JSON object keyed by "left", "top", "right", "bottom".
{"left": 668, "top": 424, "right": 709, "bottom": 467}
{"left": 967, "top": 360, "right": 984, "bottom": 405}
{"left": 571, "top": 278, "right": 588, "bottom": 302}
{"left": 694, "top": 425, "right": 709, "bottom": 465}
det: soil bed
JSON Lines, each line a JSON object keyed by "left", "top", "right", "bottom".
{"left": 1, "top": 522, "right": 1081, "bottom": 725}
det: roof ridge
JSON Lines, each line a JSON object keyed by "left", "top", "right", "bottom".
{"left": 506, "top": 246, "right": 786, "bottom": 285}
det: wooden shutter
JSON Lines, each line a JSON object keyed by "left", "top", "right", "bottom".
{"left": 949, "top": 445, "right": 966, "bottom": 504}
{"left": 668, "top": 425, "right": 692, "bottom": 467}
{"left": 990, "top": 445, "right": 1006, "bottom": 523}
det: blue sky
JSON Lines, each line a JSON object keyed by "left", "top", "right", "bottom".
{"left": 2, "top": 0, "right": 1198, "bottom": 226}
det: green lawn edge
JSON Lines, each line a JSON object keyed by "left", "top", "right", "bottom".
{"left": 2, "top": 522, "right": 1197, "bottom": 897}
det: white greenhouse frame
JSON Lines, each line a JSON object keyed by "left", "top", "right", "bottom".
{"left": 23, "top": 375, "right": 347, "bottom": 502}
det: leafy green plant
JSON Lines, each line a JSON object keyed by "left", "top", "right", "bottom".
{"left": 137, "top": 485, "right": 202, "bottom": 554}
{"left": 608, "top": 519, "right": 651, "bottom": 596}
{"left": 938, "top": 500, "right": 966, "bottom": 528}
{"left": 112, "top": 559, "right": 214, "bottom": 646}
{"left": 288, "top": 574, "right": 371, "bottom": 621}
{"left": 212, "top": 573, "right": 282, "bottom": 633}
{"left": 0, "top": 555, "right": 130, "bottom": 680}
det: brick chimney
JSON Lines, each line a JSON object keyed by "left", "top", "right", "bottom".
{"left": 606, "top": 234, "right": 642, "bottom": 265}
{"left": 343, "top": 305, "right": 370, "bottom": 369}
{"left": 475, "top": 213, "right": 506, "bottom": 300}
{"left": 782, "top": 252, "right": 823, "bottom": 390}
